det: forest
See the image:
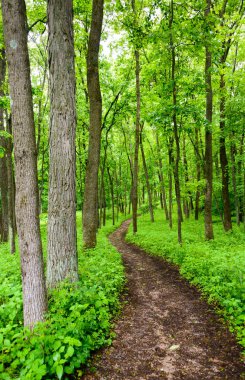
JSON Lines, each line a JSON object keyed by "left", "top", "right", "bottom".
{"left": 0, "top": 0, "right": 245, "bottom": 379}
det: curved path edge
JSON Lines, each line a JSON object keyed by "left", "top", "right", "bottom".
{"left": 82, "top": 219, "right": 245, "bottom": 380}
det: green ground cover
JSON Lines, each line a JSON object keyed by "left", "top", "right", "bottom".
{"left": 127, "top": 210, "right": 245, "bottom": 353}
{"left": 0, "top": 213, "right": 126, "bottom": 379}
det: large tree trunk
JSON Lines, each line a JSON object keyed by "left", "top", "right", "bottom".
{"left": 2, "top": 0, "right": 47, "bottom": 327}
{"left": 0, "top": 48, "right": 8, "bottom": 243}
{"left": 47, "top": 0, "right": 78, "bottom": 287}
{"left": 204, "top": 0, "right": 214, "bottom": 240}
{"left": 83, "top": 0, "right": 104, "bottom": 247}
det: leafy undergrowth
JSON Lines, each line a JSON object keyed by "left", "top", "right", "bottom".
{"left": 127, "top": 210, "right": 245, "bottom": 353}
{"left": 0, "top": 213, "right": 126, "bottom": 379}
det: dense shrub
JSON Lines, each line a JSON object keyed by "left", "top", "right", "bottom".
{"left": 0, "top": 213, "right": 125, "bottom": 379}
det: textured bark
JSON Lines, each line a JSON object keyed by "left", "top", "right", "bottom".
{"left": 38, "top": 142, "right": 47, "bottom": 214}
{"left": 132, "top": 49, "right": 141, "bottom": 234}
{"left": 6, "top": 115, "right": 16, "bottom": 254}
{"left": 83, "top": 0, "right": 104, "bottom": 247}
{"left": 47, "top": 0, "right": 78, "bottom": 287}
{"left": 204, "top": 0, "right": 214, "bottom": 240}
{"left": 2, "top": 0, "right": 47, "bottom": 326}
{"left": 140, "top": 133, "right": 154, "bottom": 223}
{"left": 0, "top": 48, "right": 8, "bottom": 242}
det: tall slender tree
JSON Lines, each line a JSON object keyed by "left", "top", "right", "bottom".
{"left": 47, "top": 0, "right": 78, "bottom": 287}
{"left": 169, "top": 0, "right": 182, "bottom": 243}
{"left": 204, "top": 0, "right": 214, "bottom": 240}
{"left": 1, "top": 0, "right": 47, "bottom": 326}
{"left": 131, "top": 0, "right": 141, "bottom": 234}
{"left": 83, "top": 0, "right": 104, "bottom": 248}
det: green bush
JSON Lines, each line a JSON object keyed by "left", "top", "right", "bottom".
{"left": 0, "top": 213, "right": 125, "bottom": 379}
{"left": 127, "top": 210, "right": 245, "bottom": 353}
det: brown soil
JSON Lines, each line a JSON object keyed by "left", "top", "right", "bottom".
{"left": 81, "top": 220, "right": 245, "bottom": 380}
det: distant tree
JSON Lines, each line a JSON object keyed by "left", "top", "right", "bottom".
{"left": 204, "top": 0, "right": 214, "bottom": 240}
{"left": 83, "top": 0, "right": 104, "bottom": 248}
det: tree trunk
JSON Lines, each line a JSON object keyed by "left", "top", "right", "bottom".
{"left": 170, "top": 0, "right": 182, "bottom": 243}
{"left": 132, "top": 49, "right": 141, "bottom": 233}
{"left": 219, "top": 74, "right": 232, "bottom": 231}
{"left": 83, "top": 0, "right": 104, "bottom": 247}
{"left": 6, "top": 115, "right": 16, "bottom": 254}
{"left": 237, "top": 133, "right": 244, "bottom": 223}
{"left": 156, "top": 132, "right": 169, "bottom": 220}
{"left": 204, "top": 0, "right": 214, "bottom": 240}
{"left": 47, "top": 0, "right": 78, "bottom": 287}
{"left": 168, "top": 137, "right": 174, "bottom": 229}
{"left": 194, "top": 128, "right": 201, "bottom": 220}
{"left": 183, "top": 133, "right": 191, "bottom": 218}
{"left": 2, "top": 0, "right": 47, "bottom": 327}
{"left": 0, "top": 48, "right": 8, "bottom": 242}
{"left": 140, "top": 132, "right": 154, "bottom": 223}
{"left": 230, "top": 135, "right": 239, "bottom": 225}
{"left": 107, "top": 167, "right": 115, "bottom": 225}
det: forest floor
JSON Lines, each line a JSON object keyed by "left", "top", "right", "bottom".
{"left": 81, "top": 220, "right": 245, "bottom": 380}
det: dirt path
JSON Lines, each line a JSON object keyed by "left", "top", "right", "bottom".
{"left": 82, "top": 220, "right": 245, "bottom": 379}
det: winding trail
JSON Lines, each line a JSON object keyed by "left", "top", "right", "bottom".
{"left": 82, "top": 220, "right": 244, "bottom": 379}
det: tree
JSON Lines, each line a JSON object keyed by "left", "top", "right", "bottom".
{"left": 0, "top": 48, "right": 8, "bottom": 242}
{"left": 131, "top": 0, "right": 141, "bottom": 234}
{"left": 47, "top": 0, "right": 78, "bottom": 287}
{"left": 169, "top": 0, "right": 182, "bottom": 243}
{"left": 1, "top": 0, "right": 47, "bottom": 326}
{"left": 83, "top": 0, "right": 104, "bottom": 248}
{"left": 204, "top": 0, "right": 214, "bottom": 240}
{"left": 140, "top": 125, "right": 154, "bottom": 222}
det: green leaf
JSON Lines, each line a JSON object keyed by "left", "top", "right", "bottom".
{"left": 53, "top": 340, "right": 62, "bottom": 351}
{"left": 56, "top": 365, "right": 63, "bottom": 380}
{"left": 65, "top": 345, "right": 74, "bottom": 358}
{"left": 53, "top": 352, "right": 60, "bottom": 362}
